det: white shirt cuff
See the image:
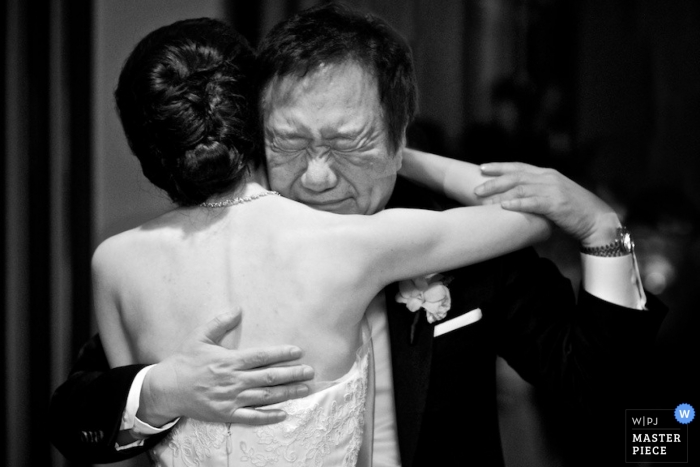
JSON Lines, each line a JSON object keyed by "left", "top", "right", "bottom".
{"left": 581, "top": 252, "right": 647, "bottom": 310}
{"left": 115, "top": 365, "right": 179, "bottom": 450}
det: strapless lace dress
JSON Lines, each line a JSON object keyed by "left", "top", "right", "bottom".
{"left": 150, "top": 324, "right": 371, "bottom": 467}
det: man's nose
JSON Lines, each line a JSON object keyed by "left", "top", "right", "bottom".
{"left": 300, "top": 157, "right": 338, "bottom": 192}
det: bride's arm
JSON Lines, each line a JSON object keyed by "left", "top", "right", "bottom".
{"left": 327, "top": 203, "right": 551, "bottom": 288}
{"left": 399, "top": 148, "right": 490, "bottom": 206}
{"left": 377, "top": 205, "right": 550, "bottom": 283}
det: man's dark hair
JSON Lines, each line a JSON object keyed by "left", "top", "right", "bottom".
{"left": 115, "top": 18, "right": 261, "bottom": 206}
{"left": 256, "top": 2, "right": 417, "bottom": 154}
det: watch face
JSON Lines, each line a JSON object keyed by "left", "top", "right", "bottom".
{"left": 621, "top": 232, "right": 634, "bottom": 252}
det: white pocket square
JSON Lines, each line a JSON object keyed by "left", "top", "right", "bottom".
{"left": 433, "top": 308, "right": 482, "bottom": 337}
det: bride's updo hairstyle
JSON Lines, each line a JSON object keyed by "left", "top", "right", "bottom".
{"left": 115, "top": 18, "right": 260, "bottom": 206}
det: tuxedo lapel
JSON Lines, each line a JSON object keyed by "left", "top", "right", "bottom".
{"left": 385, "top": 285, "right": 433, "bottom": 467}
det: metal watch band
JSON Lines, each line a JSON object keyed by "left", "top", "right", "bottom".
{"left": 580, "top": 226, "right": 634, "bottom": 257}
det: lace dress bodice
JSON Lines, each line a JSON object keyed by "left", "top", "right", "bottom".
{"left": 150, "top": 325, "right": 371, "bottom": 467}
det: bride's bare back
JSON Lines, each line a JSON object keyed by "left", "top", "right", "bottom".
{"left": 96, "top": 192, "right": 362, "bottom": 380}
{"left": 94, "top": 183, "right": 548, "bottom": 381}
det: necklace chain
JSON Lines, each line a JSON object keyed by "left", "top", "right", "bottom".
{"left": 200, "top": 190, "right": 280, "bottom": 208}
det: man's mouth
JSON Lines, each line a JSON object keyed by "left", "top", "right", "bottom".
{"left": 301, "top": 197, "right": 353, "bottom": 212}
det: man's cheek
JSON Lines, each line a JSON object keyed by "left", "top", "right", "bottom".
{"left": 267, "top": 166, "right": 294, "bottom": 194}
{"left": 266, "top": 151, "right": 305, "bottom": 177}
{"left": 265, "top": 150, "right": 294, "bottom": 169}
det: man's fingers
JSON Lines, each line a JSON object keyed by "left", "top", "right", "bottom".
{"left": 235, "top": 346, "right": 308, "bottom": 370}
{"left": 474, "top": 177, "right": 512, "bottom": 198}
{"left": 475, "top": 173, "right": 531, "bottom": 198}
{"left": 480, "top": 161, "right": 535, "bottom": 175}
{"left": 500, "top": 196, "right": 546, "bottom": 214}
{"left": 475, "top": 169, "right": 556, "bottom": 199}
{"left": 237, "top": 384, "right": 311, "bottom": 408}
{"left": 482, "top": 186, "right": 549, "bottom": 214}
{"left": 242, "top": 364, "right": 315, "bottom": 388}
{"left": 197, "top": 311, "right": 242, "bottom": 345}
{"left": 229, "top": 408, "right": 288, "bottom": 426}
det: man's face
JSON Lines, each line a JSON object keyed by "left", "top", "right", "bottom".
{"left": 262, "top": 62, "right": 403, "bottom": 215}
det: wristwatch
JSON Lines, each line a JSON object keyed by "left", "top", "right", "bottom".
{"left": 580, "top": 226, "right": 634, "bottom": 257}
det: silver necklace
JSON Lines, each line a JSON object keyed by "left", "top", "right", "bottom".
{"left": 200, "top": 190, "right": 280, "bottom": 208}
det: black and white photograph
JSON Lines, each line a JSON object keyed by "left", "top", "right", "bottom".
{"left": 3, "top": 1, "right": 698, "bottom": 466}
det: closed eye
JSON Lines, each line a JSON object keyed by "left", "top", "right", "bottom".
{"left": 267, "top": 140, "right": 307, "bottom": 154}
{"left": 332, "top": 147, "right": 385, "bottom": 168}
{"left": 278, "top": 146, "right": 305, "bottom": 154}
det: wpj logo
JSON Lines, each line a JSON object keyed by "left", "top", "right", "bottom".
{"left": 626, "top": 404, "right": 694, "bottom": 463}
{"left": 676, "top": 405, "right": 694, "bottom": 422}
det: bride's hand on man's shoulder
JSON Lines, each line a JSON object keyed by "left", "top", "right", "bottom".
{"left": 139, "top": 312, "right": 315, "bottom": 427}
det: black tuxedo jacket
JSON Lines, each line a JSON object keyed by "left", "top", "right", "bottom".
{"left": 383, "top": 179, "right": 666, "bottom": 466}
{"left": 49, "top": 179, "right": 667, "bottom": 465}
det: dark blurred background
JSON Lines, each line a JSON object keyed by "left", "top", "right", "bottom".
{"left": 3, "top": 0, "right": 698, "bottom": 466}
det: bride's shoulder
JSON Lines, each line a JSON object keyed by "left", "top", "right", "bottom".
{"left": 93, "top": 208, "right": 182, "bottom": 260}
{"left": 91, "top": 225, "right": 162, "bottom": 280}
{"left": 91, "top": 230, "right": 133, "bottom": 283}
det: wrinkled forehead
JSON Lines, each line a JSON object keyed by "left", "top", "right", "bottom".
{"left": 260, "top": 61, "right": 380, "bottom": 115}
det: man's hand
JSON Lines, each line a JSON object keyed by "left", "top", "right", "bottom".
{"left": 138, "top": 312, "right": 314, "bottom": 427}
{"left": 474, "top": 162, "right": 621, "bottom": 247}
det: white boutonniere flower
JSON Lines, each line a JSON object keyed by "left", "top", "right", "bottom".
{"left": 395, "top": 273, "right": 452, "bottom": 324}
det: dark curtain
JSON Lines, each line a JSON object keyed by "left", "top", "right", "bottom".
{"left": 0, "top": 0, "right": 6, "bottom": 462}
{"left": 2, "top": 0, "right": 93, "bottom": 466}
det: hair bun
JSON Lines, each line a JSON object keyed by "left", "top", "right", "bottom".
{"left": 167, "top": 139, "right": 245, "bottom": 204}
{"left": 115, "top": 18, "right": 260, "bottom": 206}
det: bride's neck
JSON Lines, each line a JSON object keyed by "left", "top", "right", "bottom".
{"left": 241, "top": 166, "right": 270, "bottom": 195}
{"left": 249, "top": 165, "right": 270, "bottom": 189}
{"left": 204, "top": 167, "right": 270, "bottom": 204}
